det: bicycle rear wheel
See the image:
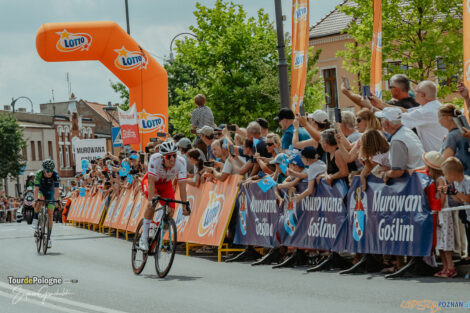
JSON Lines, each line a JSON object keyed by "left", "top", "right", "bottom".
{"left": 131, "top": 219, "right": 148, "bottom": 274}
{"left": 35, "top": 214, "right": 42, "bottom": 254}
{"left": 154, "top": 218, "right": 177, "bottom": 278}
{"left": 42, "top": 215, "right": 49, "bottom": 255}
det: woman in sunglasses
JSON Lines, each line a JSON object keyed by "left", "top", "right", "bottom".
{"left": 138, "top": 140, "right": 190, "bottom": 251}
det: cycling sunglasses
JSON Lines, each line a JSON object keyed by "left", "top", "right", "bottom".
{"left": 164, "top": 154, "right": 177, "bottom": 160}
{"left": 266, "top": 142, "right": 274, "bottom": 146}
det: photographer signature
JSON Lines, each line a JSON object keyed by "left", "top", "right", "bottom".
{"left": 11, "top": 285, "right": 73, "bottom": 305}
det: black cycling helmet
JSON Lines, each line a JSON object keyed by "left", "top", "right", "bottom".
{"left": 42, "top": 159, "right": 55, "bottom": 172}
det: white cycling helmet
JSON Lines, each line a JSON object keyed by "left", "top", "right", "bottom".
{"left": 159, "top": 140, "right": 178, "bottom": 155}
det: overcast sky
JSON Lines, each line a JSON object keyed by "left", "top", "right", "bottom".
{"left": 0, "top": 0, "right": 342, "bottom": 112}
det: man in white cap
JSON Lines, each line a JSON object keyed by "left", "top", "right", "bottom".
{"left": 375, "top": 107, "right": 424, "bottom": 182}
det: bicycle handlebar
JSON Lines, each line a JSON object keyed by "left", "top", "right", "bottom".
{"left": 152, "top": 196, "right": 190, "bottom": 207}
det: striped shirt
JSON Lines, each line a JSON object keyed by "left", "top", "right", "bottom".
{"left": 191, "top": 105, "right": 217, "bottom": 129}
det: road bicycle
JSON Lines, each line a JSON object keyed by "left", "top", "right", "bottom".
{"left": 131, "top": 196, "right": 190, "bottom": 278}
{"left": 34, "top": 200, "right": 59, "bottom": 255}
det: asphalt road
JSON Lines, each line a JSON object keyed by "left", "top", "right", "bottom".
{"left": 0, "top": 222, "right": 469, "bottom": 313}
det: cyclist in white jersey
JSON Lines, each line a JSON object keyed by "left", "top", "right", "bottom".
{"left": 139, "top": 140, "right": 190, "bottom": 251}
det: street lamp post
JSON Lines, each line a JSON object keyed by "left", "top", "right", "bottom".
{"left": 169, "top": 32, "right": 198, "bottom": 62}
{"left": 274, "top": 0, "right": 290, "bottom": 109}
{"left": 10, "top": 96, "right": 34, "bottom": 197}
{"left": 124, "top": 0, "right": 130, "bottom": 35}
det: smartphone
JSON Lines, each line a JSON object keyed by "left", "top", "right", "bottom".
{"left": 229, "top": 145, "right": 235, "bottom": 156}
{"left": 362, "top": 85, "right": 371, "bottom": 99}
{"left": 157, "top": 132, "right": 167, "bottom": 138}
{"left": 334, "top": 107, "right": 342, "bottom": 123}
{"left": 203, "top": 161, "right": 214, "bottom": 167}
{"left": 139, "top": 153, "right": 145, "bottom": 164}
{"left": 446, "top": 184, "right": 457, "bottom": 195}
{"left": 342, "top": 77, "right": 351, "bottom": 90}
{"left": 228, "top": 125, "right": 237, "bottom": 132}
{"left": 150, "top": 137, "right": 159, "bottom": 143}
{"left": 453, "top": 116, "right": 470, "bottom": 135}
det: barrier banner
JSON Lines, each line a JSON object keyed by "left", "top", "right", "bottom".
{"left": 83, "top": 193, "right": 99, "bottom": 223}
{"left": 68, "top": 195, "right": 79, "bottom": 220}
{"left": 117, "top": 187, "right": 139, "bottom": 230}
{"left": 346, "top": 173, "right": 433, "bottom": 256}
{"left": 73, "top": 139, "right": 107, "bottom": 172}
{"left": 173, "top": 184, "right": 202, "bottom": 242}
{"left": 464, "top": 0, "right": 470, "bottom": 122}
{"left": 79, "top": 195, "right": 93, "bottom": 222}
{"left": 126, "top": 193, "right": 147, "bottom": 233}
{"left": 277, "top": 179, "right": 349, "bottom": 251}
{"left": 176, "top": 175, "right": 241, "bottom": 246}
{"left": 233, "top": 184, "right": 279, "bottom": 248}
{"left": 110, "top": 187, "right": 133, "bottom": 229}
{"left": 103, "top": 196, "right": 119, "bottom": 228}
{"left": 89, "top": 194, "right": 107, "bottom": 225}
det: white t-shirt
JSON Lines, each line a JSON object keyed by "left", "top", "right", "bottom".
{"left": 454, "top": 175, "right": 470, "bottom": 222}
{"left": 148, "top": 153, "right": 187, "bottom": 183}
{"left": 306, "top": 160, "right": 327, "bottom": 181}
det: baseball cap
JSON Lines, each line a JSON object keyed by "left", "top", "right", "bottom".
{"left": 289, "top": 154, "right": 305, "bottom": 168}
{"left": 374, "top": 107, "right": 402, "bottom": 122}
{"left": 309, "top": 110, "right": 329, "bottom": 123}
{"left": 197, "top": 126, "right": 214, "bottom": 136}
{"left": 129, "top": 153, "right": 139, "bottom": 160}
{"left": 274, "top": 108, "right": 295, "bottom": 121}
{"left": 269, "top": 153, "right": 288, "bottom": 165}
{"left": 217, "top": 124, "right": 226, "bottom": 131}
{"left": 301, "top": 146, "right": 318, "bottom": 159}
{"left": 177, "top": 137, "right": 192, "bottom": 149}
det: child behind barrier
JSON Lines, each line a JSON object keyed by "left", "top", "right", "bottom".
{"left": 422, "top": 151, "right": 456, "bottom": 278}
{"left": 359, "top": 129, "right": 390, "bottom": 190}
{"left": 441, "top": 157, "right": 470, "bottom": 263}
{"left": 292, "top": 147, "right": 326, "bottom": 203}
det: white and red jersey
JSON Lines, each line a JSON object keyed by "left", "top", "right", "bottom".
{"left": 147, "top": 153, "right": 187, "bottom": 183}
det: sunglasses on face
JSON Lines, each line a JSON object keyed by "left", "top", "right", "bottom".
{"left": 164, "top": 154, "right": 176, "bottom": 160}
{"left": 356, "top": 118, "right": 362, "bottom": 123}
{"left": 266, "top": 142, "right": 274, "bottom": 146}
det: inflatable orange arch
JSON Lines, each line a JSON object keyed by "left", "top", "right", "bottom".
{"left": 36, "top": 21, "right": 168, "bottom": 151}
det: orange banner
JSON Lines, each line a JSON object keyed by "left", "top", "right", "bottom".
{"left": 111, "top": 188, "right": 134, "bottom": 230}
{"left": 370, "top": 0, "right": 382, "bottom": 99}
{"left": 102, "top": 196, "right": 119, "bottom": 229}
{"left": 88, "top": 194, "right": 106, "bottom": 225}
{"left": 36, "top": 21, "right": 168, "bottom": 151}
{"left": 126, "top": 193, "right": 147, "bottom": 233}
{"left": 291, "top": 0, "right": 309, "bottom": 115}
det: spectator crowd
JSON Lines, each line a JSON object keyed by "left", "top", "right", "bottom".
{"left": 62, "top": 78, "right": 470, "bottom": 278}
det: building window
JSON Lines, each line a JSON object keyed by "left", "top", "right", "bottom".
{"left": 48, "top": 141, "right": 53, "bottom": 159}
{"left": 436, "top": 57, "right": 458, "bottom": 87}
{"left": 65, "top": 146, "right": 70, "bottom": 168}
{"left": 323, "top": 68, "right": 338, "bottom": 107}
{"left": 22, "top": 147, "right": 27, "bottom": 160}
{"left": 37, "top": 141, "right": 43, "bottom": 160}
{"left": 59, "top": 146, "right": 64, "bottom": 168}
{"left": 31, "top": 141, "right": 36, "bottom": 161}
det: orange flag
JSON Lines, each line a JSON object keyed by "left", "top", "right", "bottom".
{"left": 370, "top": 0, "right": 383, "bottom": 99}
{"left": 291, "top": 0, "right": 309, "bottom": 114}
{"left": 464, "top": 0, "right": 470, "bottom": 103}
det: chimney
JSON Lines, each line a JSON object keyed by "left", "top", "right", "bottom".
{"left": 107, "top": 101, "right": 112, "bottom": 107}
{"left": 3, "top": 105, "right": 11, "bottom": 111}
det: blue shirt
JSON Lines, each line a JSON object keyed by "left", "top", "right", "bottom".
{"left": 281, "top": 125, "right": 311, "bottom": 150}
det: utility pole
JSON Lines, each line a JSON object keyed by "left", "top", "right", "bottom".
{"left": 274, "top": 0, "right": 290, "bottom": 109}
{"left": 125, "top": 0, "right": 131, "bottom": 35}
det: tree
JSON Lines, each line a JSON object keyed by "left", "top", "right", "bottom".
{"left": 0, "top": 113, "right": 26, "bottom": 181}
{"left": 110, "top": 81, "right": 129, "bottom": 111}
{"left": 338, "top": 0, "right": 462, "bottom": 98}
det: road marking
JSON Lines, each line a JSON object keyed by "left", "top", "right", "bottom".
{"left": 0, "top": 282, "right": 129, "bottom": 313}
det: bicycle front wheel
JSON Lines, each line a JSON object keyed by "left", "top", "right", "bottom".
{"left": 42, "top": 215, "right": 49, "bottom": 255}
{"left": 154, "top": 218, "right": 177, "bottom": 278}
{"left": 35, "top": 215, "right": 42, "bottom": 254}
{"left": 131, "top": 219, "right": 148, "bottom": 275}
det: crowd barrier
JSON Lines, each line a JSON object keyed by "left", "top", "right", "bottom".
{"left": 66, "top": 172, "right": 435, "bottom": 262}
{"left": 66, "top": 175, "right": 243, "bottom": 261}
{"left": 234, "top": 173, "right": 434, "bottom": 257}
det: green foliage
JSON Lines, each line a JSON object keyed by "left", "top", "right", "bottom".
{"left": 303, "top": 48, "right": 325, "bottom": 113}
{"left": 0, "top": 113, "right": 26, "bottom": 179}
{"left": 110, "top": 80, "right": 129, "bottom": 111}
{"left": 338, "top": 0, "right": 463, "bottom": 98}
